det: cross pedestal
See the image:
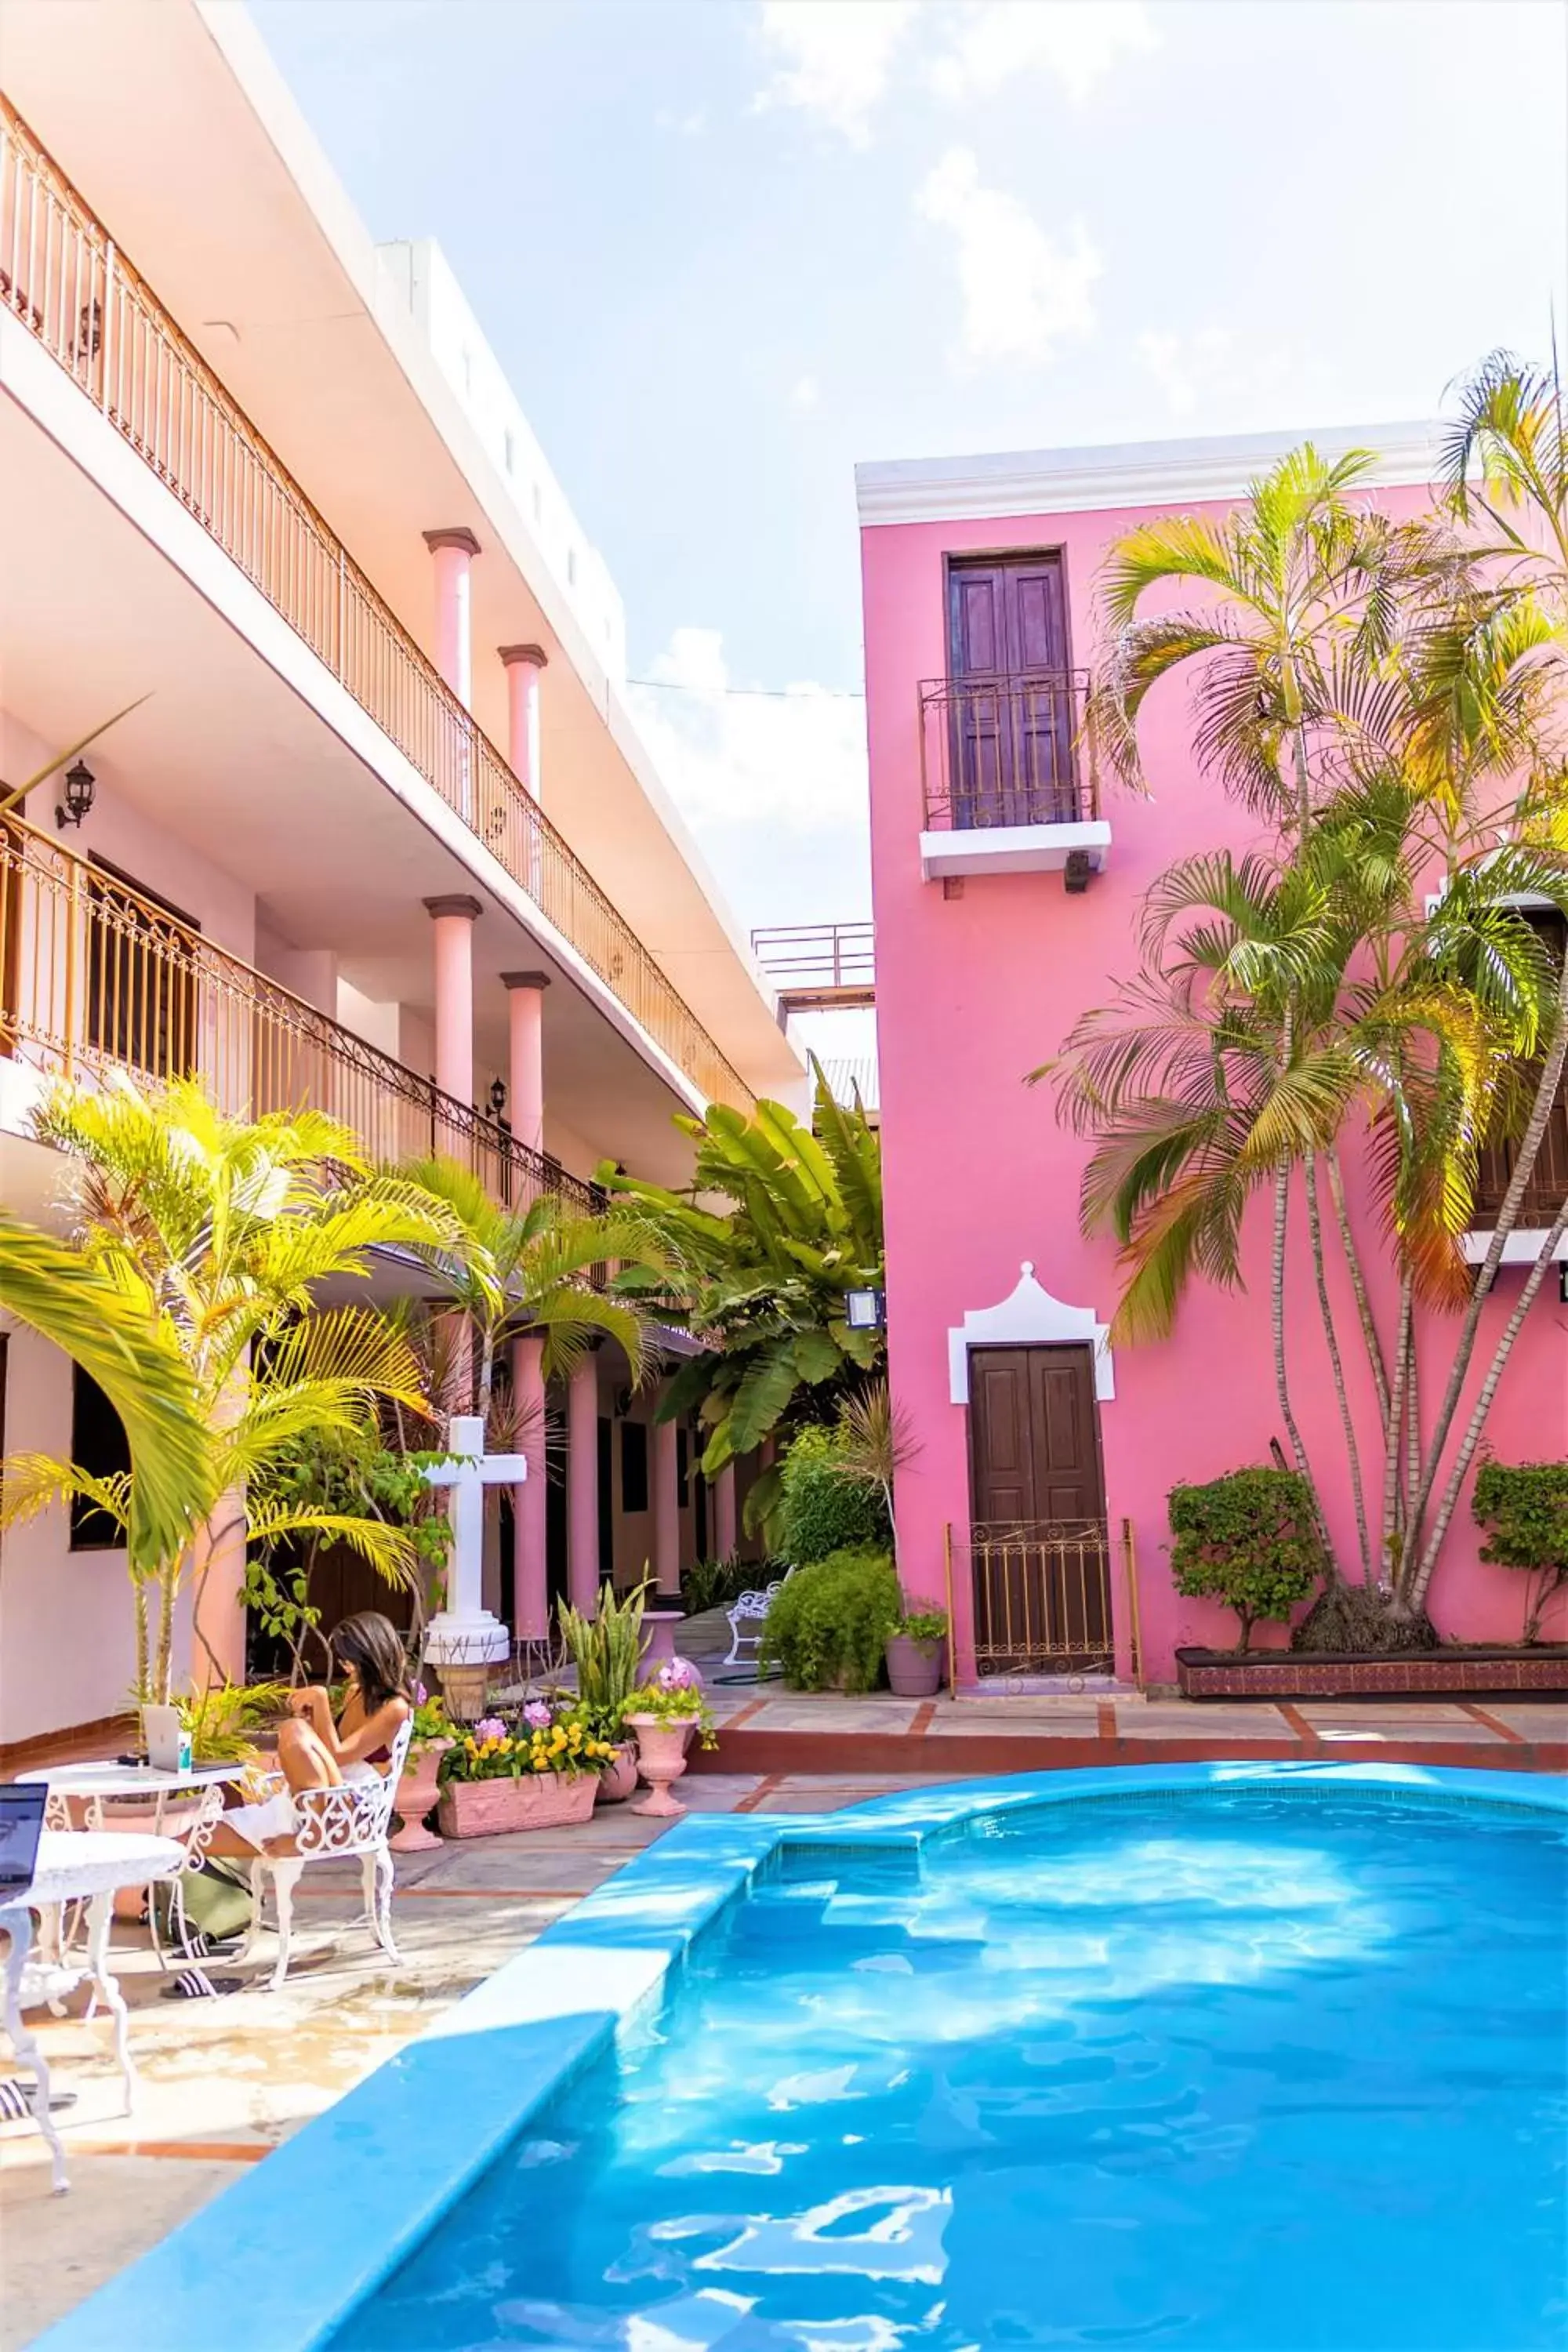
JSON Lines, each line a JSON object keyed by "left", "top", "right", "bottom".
{"left": 421, "top": 1414, "right": 528, "bottom": 1721}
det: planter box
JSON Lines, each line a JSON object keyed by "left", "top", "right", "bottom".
{"left": 437, "top": 1770, "right": 598, "bottom": 1838}
{"left": 1175, "top": 1644, "right": 1568, "bottom": 1701}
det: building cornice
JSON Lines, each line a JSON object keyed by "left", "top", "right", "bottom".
{"left": 855, "top": 420, "right": 1443, "bottom": 528}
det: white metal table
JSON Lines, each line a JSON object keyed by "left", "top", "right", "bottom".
{"left": 19, "top": 1761, "right": 231, "bottom": 1962}
{"left": 0, "top": 1828, "right": 184, "bottom": 2193}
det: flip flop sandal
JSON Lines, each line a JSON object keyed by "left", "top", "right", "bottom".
{"left": 0, "top": 2078, "right": 77, "bottom": 2120}
{"left": 160, "top": 1967, "right": 244, "bottom": 2001}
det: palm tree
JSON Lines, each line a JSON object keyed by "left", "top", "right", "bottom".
{"left": 397, "top": 1158, "right": 659, "bottom": 1418}
{"left": 604, "top": 1062, "right": 884, "bottom": 1529}
{"left": 0, "top": 1076, "right": 457, "bottom": 1700}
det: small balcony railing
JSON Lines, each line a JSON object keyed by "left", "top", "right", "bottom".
{"left": 750, "top": 922, "right": 874, "bottom": 1012}
{"left": 0, "top": 815, "right": 601, "bottom": 1225}
{"left": 920, "top": 670, "right": 1096, "bottom": 833}
{"left": 0, "top": 93, "right": 750, "bottom": 1115}
{"left": 949, "top": 1519, "right": 1115, "bottom": 1677}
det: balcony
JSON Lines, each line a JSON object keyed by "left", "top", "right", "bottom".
{"left": 0, "top": 94, "right": 750, "bottom": 1116}
{"left": 0, "top": 814, "right": 600, "bottom": 1225}
{"left": 917, "top": 670, "right": 1109, "bottom": 884}
{"left": 751, "top": 922, "right": 875, "bottom": 1014}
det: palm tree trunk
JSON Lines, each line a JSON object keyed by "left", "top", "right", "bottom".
{"left": 1409, "top": 1197, "right": 1568, "bottom": 1610}
{"left": 1404, "top": 956, "right": 1568, "bottom": 1564}
{"left": 1379, "top": 1278, "right": 1413, "bottom": 1581}
{"left": 132, "top": 1576, "right": 150, "bottom": 1705}
{"left": 154, "top": 1555, "right": 180, "bottom": 1704}
{"left": 1324, "top": 1149, "right": 1389, "bottom": 1424}
{"left": 1304, "top": 1156, "right": 1371, "bottom": 1579}
{"left": 1272, "top": 1157, "right": 1329, "bottom": 1556}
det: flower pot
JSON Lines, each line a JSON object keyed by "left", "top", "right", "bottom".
{"left": 594, "top": 1742, "right": 639, "bottom": 1806}
{"left": 437, "top": 1662, "right": 493, "bottom": 1724}
{"left": 625, "top": 1715, "right": 695, "bottom": 1819}
{"left": 391, "top": 1740, "right": 451, "bottom": 1853}
{"left": 884, "top": 1634, "right": 946, "bottom": 1698}
{"left": 437, "top": 1771, "right": 598, "bottom": 1839}
{"left": 640, "top": 1610, "right": 685, "bottom": 1670}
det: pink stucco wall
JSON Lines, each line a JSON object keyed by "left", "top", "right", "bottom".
{"left": 862, "top": 487, "right": 1568, "bottom": 1686}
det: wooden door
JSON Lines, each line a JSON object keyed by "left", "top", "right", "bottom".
{"left": 968, "top": 1342, "right": 1109, "bottom": 1668}
{"left": 947, "top": 554, "right": 1073, "bottom": 827}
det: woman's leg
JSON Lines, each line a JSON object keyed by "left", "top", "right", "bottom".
{"left": 206, "top": 1722, "right": 345, "bottom": 1859}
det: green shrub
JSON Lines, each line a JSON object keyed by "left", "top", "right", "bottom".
{"left": 760, "top": 1546, "right": 899, "bottom": 1691}
{"left": 777, "top": 1425, "right": 890, "bottom": 1565}
{"left": 1473, "top": 1459, "right": 1568, "bottom": 1643}
{"left": 681, "top": 1553, "right": 775, "bottom": 1615}
{"left": 1168, "top": 1467, "right": 1323, "bottom": 1653}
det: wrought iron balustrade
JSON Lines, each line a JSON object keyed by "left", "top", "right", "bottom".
{"left": 950, "top": 1518, "right": 1115, "bottom": 1676}
{"left": 0, "top": 93, "right": 750, "bottom": 1114}
{"left": 0, "top": 815, "right": 599, "bottom": 1225}
{"left": 920, "top": 670, "right": 1095, "bottom": 833}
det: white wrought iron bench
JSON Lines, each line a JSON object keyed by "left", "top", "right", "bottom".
{"left": 724, "top": 1566, "right": 796, "bottom": 1668}
{"left": 237, "top": 1718, "right": 412, "bottom": 1991}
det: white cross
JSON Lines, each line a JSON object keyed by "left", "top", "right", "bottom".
{"left": 420, "top": 1412, "right": 528, "bottom": 1666}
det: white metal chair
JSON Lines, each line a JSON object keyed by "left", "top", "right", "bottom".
{"left": 238, "top": 1719, "right": 412, "bottom": 1991}
{"left": 724, "top": 1565, "right": 796, "bottom": 1668}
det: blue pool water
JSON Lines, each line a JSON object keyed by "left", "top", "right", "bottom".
{"left": 338, "top": 1788, "right": 1565, "bottom": 2350}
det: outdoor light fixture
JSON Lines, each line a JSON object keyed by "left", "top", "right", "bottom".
{"left": 55, "top": 760, "right": 95, "bottom": 829}
{"left": 1559, "top": 1259, "right": 1568, "bottom": 1307}
{"left": 844, "top": 1287, "right": 886, "bottom": 1331}
{"left": 488, "top": 1076, "right": 507, "bottom": 1120}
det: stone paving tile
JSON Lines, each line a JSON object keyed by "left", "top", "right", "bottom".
{"left": 1294, "top": 1701, "right": 1479, "bottom": 1725}
{"left": 924, "top": 1706, "right": 1102, "bottom": 1737}
{"left": 0, "top": 2153, "right": 234, "bottom": 2352}
{"left": 1483, "top": 1703, "right": 1567, "bottom": 1740}
{"left": 1131, "top": 1705, "right": 1295, "bottom": 1739}
{"left": 742, "top": 1701, "right": 923, "bottom": 1734}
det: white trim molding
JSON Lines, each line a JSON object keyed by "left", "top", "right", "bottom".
{"left": 920, "top": 818, "right": 1110, "bottom": 882}
{"left": 948, "top": 1262, "right": 1115, "bottom": 1404}
{"left": 856, "top": 421, "right": 1441, "bottom": 528}
{"left": 1460, "top": 1229, "right": 1568, "bottom": 1265}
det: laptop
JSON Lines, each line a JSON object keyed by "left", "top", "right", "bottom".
{"left": 0, "top": 1784, "right": 47, "bottom": 1904}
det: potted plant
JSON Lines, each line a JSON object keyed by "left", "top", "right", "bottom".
{"left": 391, "top": 1683, "right": 454, "bottom": 1852}
{"left": 885, "top": 1605, "right": 948, "bottom": 1697}
{"left": 557, "top": 1579, "right": 648, "bottom": 1803}
{"left": 623, "top": 1658, "right": 716, "bottom": 1818}
{"left": 435, "top": 1700, "right": 618, "bottom": 1838}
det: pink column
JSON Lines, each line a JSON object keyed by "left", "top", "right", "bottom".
{"left": 502, "top": 970, "right": 550, "bottom": 1157}
{"left": 423, "top": 528, "right": 481, "bottom": 705}
{"left": 713, "top": 1461, "right": 738, "bottom": 1562}
{"left": 511, "top": 1334, "right": 549, "bottom": 1640}
{"left": 499, "top": 644, "right": 548, "bottom": 796}
{"left": 653, "top": 1414, "right": 681, "bottom": 1599}
{"left": 568, "top": 1352, "right": 601, "bottom": 1616}
{"left": 422, "top": 895, "right": 481, "bottom": 1109}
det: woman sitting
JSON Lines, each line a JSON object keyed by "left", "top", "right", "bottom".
{"left": 209, "top": 1611, "right": 412, "bottom": 1860}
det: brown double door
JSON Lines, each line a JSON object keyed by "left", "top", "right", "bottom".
{"left": 946, "top": 554, "right": 1076, "bottom": 828}
{"left": 967, "top": 1343, "right": 1110, "bottom": 1668}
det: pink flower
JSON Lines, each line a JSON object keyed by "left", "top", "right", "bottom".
{"left": 474, "top": 1715, "right": 507, "bottom": 1740}
{"left": 414, "top": 1683, "right": 428, "bottom": 1706}
{"left": 658, "top": 1656, "right": 701, "bottom": 1692}
{"left": 524, "top": 1700, "right": 553, "bottom": 1730}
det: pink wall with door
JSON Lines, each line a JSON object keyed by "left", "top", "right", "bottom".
{"left": 862, "top": 478, "right": 1567, "bottom": 1686}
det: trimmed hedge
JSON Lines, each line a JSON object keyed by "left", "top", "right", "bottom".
{"left": 1168, "top": 1466, "right": 1322, "bottom": 1653}
{"left": 759, "top": 1546, "right": 899, "bottom": 1691}
{"left": 777, "top": 1425, "right": 890, "bottom": 1566}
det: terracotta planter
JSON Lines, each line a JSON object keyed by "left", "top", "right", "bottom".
{"left": 626, "top": 1715, "right": 695, "bottom": 1818}
{"left": 640, "top": 1610, "right": 685, "bottom": 1670}
{"left": 1175, "top": 1642, "right": 1568, "bottom": 1701}
{"left": 391, "top": 1740, "right": 451, "bottom": 1853}
{"left": 594, "top": 1742, "right": 639, "bottom": 1806}
{"left": 437, "top": 1770, "right": 598, "bottom": 1839}
{"left": 884, "top": 1634, "right": 946, "bottom": 1698}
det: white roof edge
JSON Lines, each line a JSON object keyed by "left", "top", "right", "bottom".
{"left": 855, "top": 419, "right": 1444, "bottom": 526}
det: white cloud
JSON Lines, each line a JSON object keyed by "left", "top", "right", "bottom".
{"left": 790, "top": 372, "right": 821, "bottom": 411}
{"left": 928, "top": 2, "right": 1157, "bottom": 106}
{"left": 1137, "top": 326, "right": 1305, "bottom": 421}
{"left": 655, "top": 105, "right": 708, "bottom": 137}
{"left": 917, "top": 147, "right": 1099, "bottom": 371}
{"left": 628, "top": 628, "right": 867, "bottom": 837}
{"left": 754, "top": 0, "right": 917, "bottom": 146}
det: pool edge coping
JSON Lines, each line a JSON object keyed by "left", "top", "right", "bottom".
{"left": 31, "top": 1760, "right": 1565, "bottom": 2352}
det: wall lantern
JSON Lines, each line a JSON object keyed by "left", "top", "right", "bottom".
{"left": 488, "top": 1077, "right": 507, "bottom": 1121}
{"left": 844, "top": 1287, "right": 886, "bottom": 1332}
{"left": 56, "top": 760, "right": 96, "bottom": 829}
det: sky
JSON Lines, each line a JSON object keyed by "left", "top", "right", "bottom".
{"left": 251, "top": 0, "right": 1568, "bottom": 955}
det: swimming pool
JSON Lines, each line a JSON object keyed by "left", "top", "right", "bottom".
{"left": 38, "top": 1766, "right": 1567, "bottom": 2352}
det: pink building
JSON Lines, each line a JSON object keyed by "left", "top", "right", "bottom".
{"left": 858, "top": 428, "right": 1568, "bottom": 1690}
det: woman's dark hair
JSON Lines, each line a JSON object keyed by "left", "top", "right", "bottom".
{"left": 331, "top": 1612, "right": 413, "bottom": 1711}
